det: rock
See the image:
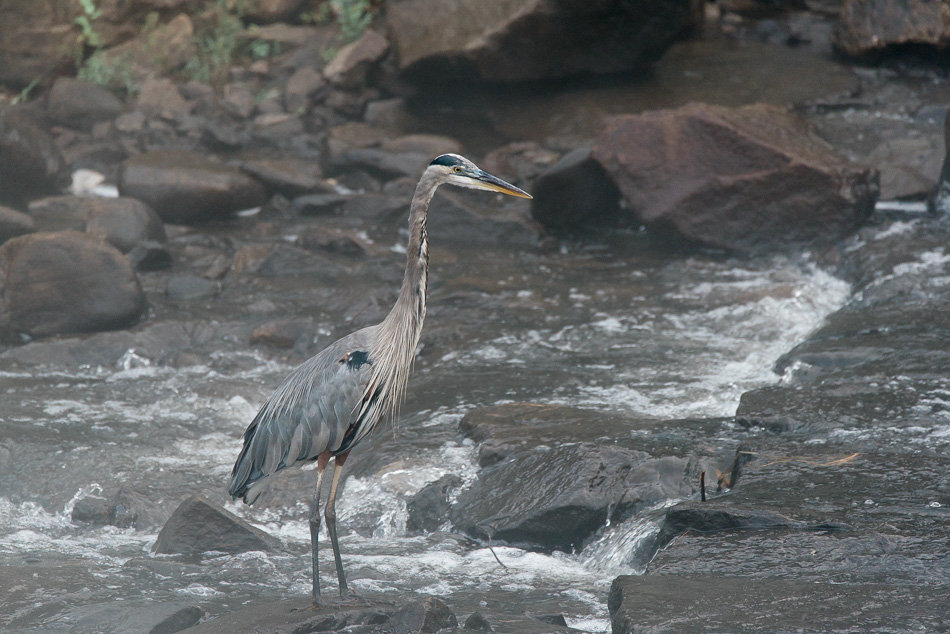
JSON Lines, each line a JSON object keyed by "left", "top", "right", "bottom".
{"left": 152, "top": 495, "right": 280, "bottom": 556}
{"left": 284, "top": 66, "right": 327, "bottom": 113}
{"left": 296, "top": 226, "right": 372, "bottom": 256}
{"left": 70, "top": 492, "right": 137, "bottom": 528}
{"left": 424, "top": 189, "right": 540, "bottom": 247}
{"left": 0, "top": 0, "right": 74, "bottom": 85}
{"left": 451, "top": 443, "right": 692, "bottom": 552}
{"left": 406, "top": 474, "right": 462, "bottom": 534}
{"left": 27, "top": 195, "right": 166, "bottom": 253}
{"left": 166, "top": 275, "right": 219, "bottom": 301}
{"left": 118, "top": 149, "right": 267, "bottom": 224}
{"left": 480, "top": 141, "right": 560, "bottom": 184}
{"left": 178, "top": 597, "right": 397, "bottom": 633}
{"left": 100, "top": 13, "right": 197, "bottom": 78}
{"left": 0, "top": 206, "right": 35, "bottom": 245}
{"left": 389, "top": 597, "right": 458, "bottom": 634}
{"left": 386, "top": 0, "right": 702, "bottom": 82}
{"left": 59, "top": 600, "right": 203, "bottom": 634}
{"left": 47, "top": 78, "right": 125, "bottom": 131}
{"left": 249, "top": 318, "right": 312, "bottom": 348}
{"left": 223, "top": 83, "right": 256, "bottom": 119}
{"left": 135, "top": 77, "right": 191, "bottom": 118}
{"left": 833, "top": 0, "right": 950, "bottom": 57}
{"left": 241, "top": 157, "right": 328, "bottom": 197}
{"left": 463, "top": 611, "right": 494, "bottom": 631}
{"left": 531, "top": 148, "right": 621, "bottom": 232}
{"left": 245, "top": 0, "right": 308, "bottom": 23}
{"left": 324, "top": 28, "right": 391, "bottom": 89}
{"left": 128, "top": 240, "right": 173, "bottom": 271}
{"left": 292, "top": 193, "right": 350, "bottom": 216}
{"left": 932, "top": 108, "right": 950, "bottom": 215}
{"left": 0, "top": 108, "right": 69, "bottom": 207}
{"left": 590, "top": 102, "right": 879, "bottom": 253}
{"left": 0, "top": 231, "right": 145, "bottom": 337}
{"left": 866, "top": 135, "right": 943, "bottom": 200}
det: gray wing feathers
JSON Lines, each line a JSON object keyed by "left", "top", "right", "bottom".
{"left": 229, "top": 328, "right": 378, "bottom": 503}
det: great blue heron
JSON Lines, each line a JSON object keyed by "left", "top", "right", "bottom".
{"left": 229, "top": 154, "right": 531, "bottom": 602}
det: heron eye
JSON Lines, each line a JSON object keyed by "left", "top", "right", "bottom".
{"left": 454, "top": 166, "right": 462, "bottom": 173}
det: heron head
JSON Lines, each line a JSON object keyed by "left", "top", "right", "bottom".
{"left": 428, "top": 153, "right": 532, "bottom": 199}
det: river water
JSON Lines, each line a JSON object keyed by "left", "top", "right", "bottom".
{"left": 0, "top": 230, "right": 850, "bottom": 630}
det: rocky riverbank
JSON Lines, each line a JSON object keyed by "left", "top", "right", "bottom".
{"left": 1, "top": 1, "right": 950, "bottom": 633}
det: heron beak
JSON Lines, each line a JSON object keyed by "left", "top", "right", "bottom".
{"left": 468, "top": 169, "right": 533, "bottom": 199}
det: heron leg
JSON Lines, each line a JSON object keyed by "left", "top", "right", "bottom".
{"left": 309, "top": 451, "right": 332, "bottom": 604}
{"left": 324, "top": 451, "right": 350, "bottom": 596}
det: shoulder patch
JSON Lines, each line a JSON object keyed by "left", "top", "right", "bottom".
{"left": 340, "top": 350, "right": 371, "bottom": 370}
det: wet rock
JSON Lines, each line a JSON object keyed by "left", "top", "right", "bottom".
{"left": 324, "top": 28, "right": 390, "bottom": 89}
{"left": 0, "top": 205, "right": 35, "bottom": 245}
{"left": 118, "top": 149, "right": 267, "bottom": 224}
{"left": 182, "top": 597, "right": 396, "bottom": 633}
{"left": 0, "top": 0, "right": 74, "bottom": 85}
{"left": 285, "top": 66, "right": 327, "bottom": 113}
{"left": 135, "top": 77, "right": 191, "bottom": 118}
{"left": 70, "top": 493, "right": 138, "bottom": 528}
{"left": 27, "top": 195, "right": 166, "bottom": 253}
{"left": 250, "top": 318, "right": 313, "bottom": 348}
{"left": 463, "top": 611, "right": 494, "bottom": 631}
{"left": 425, "top": 189, "right": 540, "bottom": 247}
{"left": 58, "top": 600, "right": 203, "bottom": 634}
{"left": 296, "top": 226, "right": 372, "bottom": 256}
{"left": 451, "top": 443, "right": 692, "bottom": 552}
{"left": 833, "top": 0, "right": 950, "bottom": 57}
{"left": 100, "top": 13, "right": 197, "bottom": 78}
{"left": 0, "top": 108, "right": 69, "bottom": 207}
{"left": 386, "top": 0, "right": 702, "bottom": 82}
{"left": 128, "top": 240, "right": 174, "bottom": 271}
{"left": 591, "top": 102, "right": 878, "bottom": 253}
{"left": 866, "top": 135, "right": 943, "bottom": 200}
{"left": 223, "top": 82, "right": 257, "bottom": 119}
{"left": 245, "top": 0, "right": 308, "bottom": 23}
{"left": 202, "top": 120, "right": 250, "bottom": 151}
{"left": 153, "top": 495, "right": 280, "bottom": 557}
{"left": 166, "top": 275, "right": 219, "bottom": 301}
{"left": 293, "top": 192, "right": 351, "bottom": 215}
{"left": 608, "top": 575, "right": 950, "bottom": 633}
{"left": 406, "top": 474, "right": 462, "bottom": 535}
{"left": 0, "top": 231, "right": 145, "bottom": 337}
{"left": 931, "top": 108, "right": 950, "bottom": 215}
{"left": 480, "top": 141, "right": 560, "bottom": 185}
{"left": 47, "top": 78, "right": 125, "bottom": 131}
{"left": 531, "top": 148, "right": 622, "bottom": 232}
{"left": 241, "top": 157, "right": 328, "bottom": 197}
{"left": 389, "top": 596, "right": 458, "bottom": 634}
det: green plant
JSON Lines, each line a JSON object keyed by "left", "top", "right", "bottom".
{"left": 78, "top": 51, "right": 139, "bottom": 95}
{"left": 330, "top": 0, "right": 372, "bottom": 43}
{"left": 12, "top": 79, "right": 40, "bottom": 105}
{"left": 75, "top": 0, "right": 103, "bottom": 52}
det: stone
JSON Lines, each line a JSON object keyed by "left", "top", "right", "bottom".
{"left": 531, "top": 148, "right": 621, "bottom": 232}
{"left": 324, "top": 28, "right": 391, "bottom": 89}
{"left": 60, "top": 600, "right": 203, "bottom": 634}
{"left": 591, "top": 102, "right": 879, "bottom": 253}
{"left": 223, "top": 83, "right": 256, "bottom": 119}
{"left": 386, "top": 0, "right": 702, "bottom": 82}
{"left": 0, "top": 108, "right": 69, "bottom": 207}
{"left": 292, "top": 193, "right": 351, "bottom": 215}
{"left": 166, "top": 275, "right": 219, "bottom": 301}
{"left": 249, "top": 318, "right": 312, "bottom": 348}
{"left": 0, "top": 206, "right": 35, "bottom": 245}
{"left": 128, "top": 240, "right": 173, "bottom": 271}
{"left": 135, "top": 77, "right": 191, "bottom": 118}
{"left": 152, "top": 495, "right": 280, "bottom": 556}
{"left": 389, "top": 597, "right": 458, "bottom": 634}
{"left": 0, "top": 0, "right": 75, "bottom": 85}
{"left": 406, "top": 474, "right": 462, "bottom": 534}
{"left": 480, "top": 141, "right": 560, "bottom": 184}
{"left": 296, "top": 226, "right": 371, "bottom": 256}
{"left": 27, "top": 195, "right": 166, "bottom": 253}
{"left": 47, "top": 78, "right": 125, "bottom": 132}
{"left": 284, "top": 66, "right": 327, "bottom": 113}
{"left": 463, "top": 611, "right": 494, "bottom": 631}
{"left": 178, "top": 597, "right": 397, "bottom": 633}
{"left": 245, "top": 0, "right": 308, "bottom": 23}
{"left": 0, "top": 231, "right": 146, "bottom": 337}
{"left": 833, "top": 0, "right": 950, "bottom": 57}
{"left": 100, "top": 13, "right": 197, "bottom": 78}
{"left": 118, "top": 149, "right": 267, "bottom": 224}
{"left": 240, "top": 157, "right": 328, "bottom": 197}
{"left": 450, "top": 443, "right": 693, "bottom": 552}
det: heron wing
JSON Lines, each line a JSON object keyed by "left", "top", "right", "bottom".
{"left": 228, "top": 327, "right": 381, "bottom": 503}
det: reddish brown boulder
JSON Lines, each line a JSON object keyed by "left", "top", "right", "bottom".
{"left": 0, "top": 108, "right": 69, "bottom": 207}
{"left": 590, "top": 102, "right": 878, "bottom": 253}
{"left": 834, "top": 0, "right": 950, "bottom": 57}
{"left": 0, "top": 231, "right": 146, "bottom": 337}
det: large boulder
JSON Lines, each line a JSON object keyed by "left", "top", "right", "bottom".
{"left": 28, "top": 195, "right": 166, "bottom": 253}
{"left": 589, "top": 102, "right": 879, "bottom": 253}
{"left": 47, "top": 78, "right": 125, "bottom": 132}
{"left": 0, "top": 206, "right": 35, "bottom": 245}
{"left": 0, "top": 108, "right": 69, "bottom": 207}
{"left": 833, "top": 0, "right": 950, "bottom": 58}
{"left": 385, "top": 0, "right": 703, "bottom": 82}
{"left": 0, "top": 0, "right": 75, "bottom": 86}
{"left": 152, "top": 496, "right": 280, "bottom": 557}
{"left": 118, "top": 149, "right": 267, "bottom": 224}
{"left": 0, "top": 231, "right": 146, "bottom": 337}
{"left": 450, "top": 443, "right": 693, "bottom": 552}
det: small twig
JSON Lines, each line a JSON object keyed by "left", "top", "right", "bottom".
{"left": 739, "top": 451, "right": 860, "bottom": 469}
{"left": 487, "top": 535, "right": 508, "bottom": 570}
{"left": 700, "top": 470, "right": 706, "bottom": 502}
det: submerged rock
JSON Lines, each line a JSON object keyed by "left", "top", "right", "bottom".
{"left": 152, "top": 496, "right": 280, "bottom": 557}
{"left": 389, "top": 596, "right": 458, "bottom": 634}
{"left": 406, "top": 473, "right": 462, "bottom": 535}
{"left": 0, "top": 231, "right": 145, "bottom": 337}
{"left": 591, "top": 102, "right": 879, "bottom": 253}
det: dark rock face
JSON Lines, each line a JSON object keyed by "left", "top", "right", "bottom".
{"left": 0, "top": 108, "right": 69, "bottom": 207}
{"left": 451, "top": 443, "right": 692, "bottom": 552}
{"left": 324, "top": 28, "right": 391, "bottom": 89}
{"left": 118, "top": 150, "right": 267, "bottom": 224}
{"left": 0, "top": 231, "right": 146, "bottom": 337}
{"left": 152, "top": 496, "right": 280, "bottom": 557}
{"left": 58, "top": 600, "right": 203, "bottom": 634}
{"left": 47, "top": 78, "right": 125, "bottom": 131}
{"left": 0, "top": 205, "right": 35, "bottom": 245}
{"left": 406, "top": 474, "right": 462, "bottom": 534}
{"left": 591, "top": 102, "right": 879, "bottom": 253}
{"left": 27, "top": 195, "right": 166, "bottom": 253}
{"left": 386, "top": 0, "right": 703, "bottom": 82}
{"left": 530, "top": 148, "right": 622, "bottom": 232}
{"left": 833, "top": 0, "right": 950, "bottom": 58}
{"left": 389, "top": 597, "right": 458, "bottom": 634}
